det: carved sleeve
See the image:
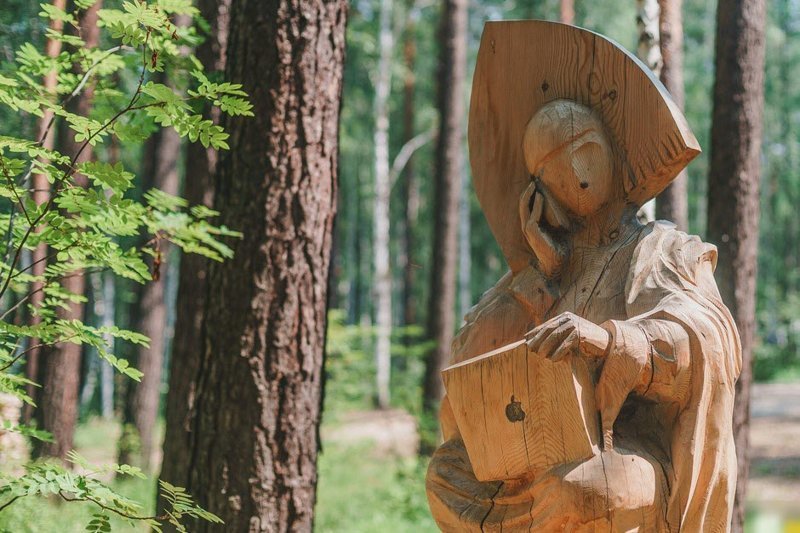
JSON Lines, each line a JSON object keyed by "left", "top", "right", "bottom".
{"left": 600, "top": 317, "right": 692, "bottom": 405}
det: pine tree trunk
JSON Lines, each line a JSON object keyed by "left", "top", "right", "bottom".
{"left": 160, "top": 0, "right": 229, "bottom": 496}
{"left": 458, "top": 171, "right": 470, "bottom": 319}
{"left": 706, "top": 0, "right": 766, "bottom": 530}
{"left": 34, "top": 1, "right": 102, "bottom": 460}
{"left": 373, "top": 0, "right": 394, "bottom": 409}
{"left": 24, "top": 0, "right": 67, "bottom": 424}
{"left": 161, "top": 0, "right": 346, "bottom": 529}
{"left": 423, "top": 0, "right": 467, "bottom": 412}
{"left": 655, "top": 0, "right": 689, "bottom": 230}
{"left": 401, "top": 1, "right": 419, "bottom": 330}
{"left": 121, "top": 104, "right": 181, "bottom": 471}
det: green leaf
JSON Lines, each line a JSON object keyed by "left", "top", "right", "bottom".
{"left": 39, "top": 3, "right": 77, "bottom": 24}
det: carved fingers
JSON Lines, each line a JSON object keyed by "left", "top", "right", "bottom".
{"left": 525, "top": 312, "right": 611, "bottom": 362}
{"left": 518, "top": 183, "right": 566, "bottom": 278}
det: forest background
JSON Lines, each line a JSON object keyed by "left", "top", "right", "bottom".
{"left": 0, "top": 0, "right": 796, "bottom": 531}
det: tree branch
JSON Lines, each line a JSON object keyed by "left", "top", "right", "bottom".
{"left": 389, "top": 127, "right": 436, "bottom": 191}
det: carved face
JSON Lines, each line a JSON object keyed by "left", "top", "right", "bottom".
{"left": 522, "top": 100, "right": 614, "bottom": 218}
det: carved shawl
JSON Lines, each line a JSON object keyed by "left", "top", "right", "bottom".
{"left": 607, "top": 221, "right": 742, "bottom": 531}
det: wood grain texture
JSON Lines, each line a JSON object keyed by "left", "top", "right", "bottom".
{"left": 427, "top": 20, "right": 740, "bottom": 533}
{"left": 443, "top": 340, "right": 599, "bottom": 481}
{"left": 469, "top": 20, "right": 700, "bottom": 273}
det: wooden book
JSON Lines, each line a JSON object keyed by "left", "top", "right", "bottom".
{"left": 442, "top": 340, "right": 600, "bottom": 482}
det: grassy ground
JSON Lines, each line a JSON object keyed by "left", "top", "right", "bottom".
{"left": 5, "top": 389, "right": 800, "bottom": 533}
{"left": 0, "top": 419, "right": 436, "bottom": 532}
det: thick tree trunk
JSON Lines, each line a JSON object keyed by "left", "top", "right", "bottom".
{"left": 373, "top": 0, "right": 394, "bottom": 409}
{"left": 423, "top": 0, "right": 467, "bottom": 411}
{"left": 705, "top": 0, "right": 766, "bottom": 531}
{"left": 162, "top": 0, "right": 347, "bottom": 529}
{"left": 655, "top": 0, "right": 689, "bottom": 230}
{"left": 160, "top": 0, "right": 229, "bottom": 498}
{"left": 24, "top": 0, "right": 67, "bottom": 424}
{"left": 401, "top": 1, "right": 419, "bottom": 330}
{"left": 34, "top": 1, "right": 102, "bottom": 460}
{"left": 560, "top": 0, "right": 574, "bottom": 24}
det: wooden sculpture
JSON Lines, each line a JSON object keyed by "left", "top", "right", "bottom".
{"left": 426, "top": 21, "right": 742, "bottom": 532}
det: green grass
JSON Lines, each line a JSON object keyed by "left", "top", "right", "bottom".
{"left": 315, "top": 442, "right": 436, "bottom": 533}
{"left": 0, "top": 419, "right": 436, "bottom": 532}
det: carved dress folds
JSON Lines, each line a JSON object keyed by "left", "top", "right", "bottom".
{"left": 427, "top": 222, "right": 741, "bottom": 532}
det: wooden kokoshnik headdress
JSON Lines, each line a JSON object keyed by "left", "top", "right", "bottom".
{"left": 469, "top": 20, "right": 701, "bottom": 273}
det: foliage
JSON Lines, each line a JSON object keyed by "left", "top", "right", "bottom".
{"left": 324, "top": 310, "right": 432, "bottom": 417}
{"left": 0, "top": 0, "right": 250, "bottom": 528}
{"left": 0, "top": 452, "right": 218, "bottom": 531}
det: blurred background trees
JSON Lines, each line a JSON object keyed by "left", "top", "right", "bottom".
{"left": 3, "top": 0, "right": 799, "bottom": 530}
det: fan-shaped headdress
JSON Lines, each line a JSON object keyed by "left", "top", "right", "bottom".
{"left": 469, "top": 20, "right": 700, "bottom": 273}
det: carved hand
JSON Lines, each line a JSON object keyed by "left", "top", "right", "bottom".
{"left": 525, "top": 312, "right": 610, "bottom": 362}
{"left": 518, "top": 182, "right": 567, "bottom": 278}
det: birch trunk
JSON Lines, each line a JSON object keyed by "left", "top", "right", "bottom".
{"left": 635, "top": 0, "right": 662, "bottom": 222}
{"left": 373, "top": 0, "right": 394, "bottom": 409}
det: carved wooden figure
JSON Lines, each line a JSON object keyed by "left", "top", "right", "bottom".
{"left": 426, "top": 21, "right": 741, "bottom": 532}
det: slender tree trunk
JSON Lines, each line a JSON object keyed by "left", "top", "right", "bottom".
{"left": 373, "top": 0, "right": 394, "bottom": 409}
{"left": 635, "top": 0, "right": 662, "bottom": 222}
{"left": 160, "top": 0, "right": 229, "bottom": 498}
{"left": 121, "top": 92, "right": 181, "bottom": 471}
{"left": 99, "top": 271, "right": 114, "bottom": 419}
{"left": 351, "top": 165, "right": 364, "bottom": 324}
{"left": 24, "top": 0, "right": 67, "bottom": 424}
{"left": 81, "top": 271, "right": 115, "bottom": 419}
{"left": 560, "top": 0, "right": 574, "bottom": 24}
{"left": 458, "top": 171, "right": 471, "bottom": 320}
{"left": 706, "top": 0, "right": 766, "bottom": 531}
{"left": 655, "top": 0, "right": 689, "bottom": 230}
{"left": 401, "top": 0, "right": 419, "bottom": 330}
{"left": 162, "top": 0, "right": 347, "bottom": 529}
{"left": 423, "top": 0, "right": 467, "bottom": 412}
{"left": 34, "top": 1, "right": 102, "bottom": 460}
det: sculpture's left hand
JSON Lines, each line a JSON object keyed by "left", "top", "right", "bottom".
{"left": 525, "top": 312, "right": 610, "bottom": 362}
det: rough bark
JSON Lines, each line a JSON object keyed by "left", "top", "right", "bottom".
{"left": 705, "top": 0, "right": 767, "bottom": 530}
{"left": 160, "top": 0, "right": 229, "bottom": 499}
{"left": 23, "top": 0, "right": 67, "bottom": 424}
{"left": 423, "top": 0, "right": 467, "bottom": 411}
{"left": 34, "top": 1, "right": 101, "bottom": 460}
{"left": 162, "top": 0, "right": 347, "bottom": 529}
{"left": 373, "top": 0, "right": 393, "bottom": 409}
{"left": 655, "top": 0, "right": 689, "bottom": 230}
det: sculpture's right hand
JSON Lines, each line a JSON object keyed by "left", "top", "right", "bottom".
{"left": 518, "top": 182, "right": 566, "bottom": 278}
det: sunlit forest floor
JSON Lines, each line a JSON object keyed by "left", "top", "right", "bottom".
{"left": 1, "top": 385, "right": 799, "bottom": 532}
